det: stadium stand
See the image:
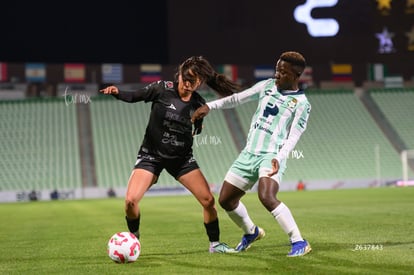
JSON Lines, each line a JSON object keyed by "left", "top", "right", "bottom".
{"left": 0, "top": 99, "right": 81, "bottom": 191}
{"left": 369, "top": 88, "right": 414, "bottom": 150}
{"left": 232, "top": 89, "right": 406, "bottom": 184}
{"left": 289, "top": 89, "right": 411, "bottom": 183}
{"left": 1, "top": 88, "right": 412, "bottom": 199}
{"left": 90, "top": 97, "right": 150, "bottom": 188}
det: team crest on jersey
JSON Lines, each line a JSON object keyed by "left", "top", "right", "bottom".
{"left": 165, "top": 81, "right": 174, "bottom": 89}
{"left": 287, "top": 98, "right": 298, "bottom": 109}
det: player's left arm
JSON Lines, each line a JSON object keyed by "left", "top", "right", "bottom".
{"left": 268, "top": 100, "right": 311, "bottom": 176}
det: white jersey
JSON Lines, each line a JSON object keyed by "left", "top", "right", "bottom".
{"left": 207, "top": 78, "right": 311, "bottom": 163}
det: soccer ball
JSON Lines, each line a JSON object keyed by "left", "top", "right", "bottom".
{"left": 107, "top": 232, "right": 141, "bottom": 263}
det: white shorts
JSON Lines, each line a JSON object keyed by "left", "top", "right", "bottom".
{"left": 224, "top": 150, "right": 286, "bottom": 191}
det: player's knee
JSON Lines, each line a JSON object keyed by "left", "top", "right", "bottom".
{"left": 125, "top": 197, "right": 137, "bottom": 211}
{"left": 218, "top": 196, "right": 233, "bottom": 211}
{"left": 201, "top": 195, "right": 215, "bottom": 209}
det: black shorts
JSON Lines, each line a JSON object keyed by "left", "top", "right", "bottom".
{"left": 133, "top": 149, "right": 199, "bottom": 180}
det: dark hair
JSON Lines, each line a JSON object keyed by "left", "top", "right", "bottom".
{"left": 176, "top": 56, "right": 240, "bottom": 96}
{"left": 280, "top": 51, "right": 306, "bottom": 76}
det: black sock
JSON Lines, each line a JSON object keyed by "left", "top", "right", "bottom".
{"left": 126, "top": 215, "right": 140, "bottom": 239}
{"left": 204, "top": 218, "right": 219, "bottom": 242}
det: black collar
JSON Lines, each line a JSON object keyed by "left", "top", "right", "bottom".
{"left": 277, "top": 89, "right": 305, "bottom": 96}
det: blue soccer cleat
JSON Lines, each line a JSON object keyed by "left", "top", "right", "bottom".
{"left": 235, "top": 226, "right": 265, "bottom": 252}
{"left": 287, "top": 239, "right": 312, "bottom": 257}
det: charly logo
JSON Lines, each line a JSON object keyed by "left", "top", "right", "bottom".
{"left": 294, "top": 0, "right": 339, "bottom": 37}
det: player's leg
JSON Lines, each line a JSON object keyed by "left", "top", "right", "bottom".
{"left": 125, "top": 151, "right": 162, "bottom": 239}
{"left": 178, "top": 168, "right": 236, "bottom": 253}
{"left": 178, "top": 168, "right": 216, "bottom": 223}
{"left": 219, "top": 150, "right": 257, "bottom": 233}
{"left": 125, "top": 168, "right": 157, "bottom": 239}
{"left": 219, "top": 180, "right": 253, "bottom": 232}
{"left": 219, "top": 175, "right": 265, "bottom": 251}
{"left": 258, "top": 174, "right": 311, "bottom": 256}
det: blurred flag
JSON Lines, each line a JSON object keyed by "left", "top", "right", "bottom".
{"left": 140, "top": 64, "right": 162, "bottom": 83}
{"left": 102, "top": 63, "right": 123, "bottom": 84}
{"left": 25, "top": 63, "right": 46, "bottom": 83}
{"left": 0, "top": 62, "right": 7, "bottom": 82}
{"left": 254, "top": 65, "right": 274, "bottom": 82}
{"left": 64, "top": 63, "right": 85, "bottom": 83}
{"left": 367, "top": 63, "right": 388, "bottom": 81}
{"left": 331, "top": 64, "right": 352, "bottom": 81}
{"left": 217, "top": 64, "right": 238, "bottom": 81}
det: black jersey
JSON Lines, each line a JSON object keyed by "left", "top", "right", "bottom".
{"left": 113, "top": 80, "right": 205, "bottom": 158}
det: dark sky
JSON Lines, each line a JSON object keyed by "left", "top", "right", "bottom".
{"left": 0, "top": 1, "right": 168, "bottom": 64}
{"left": 1, "top": 0, "right": 413, "bottom": 70}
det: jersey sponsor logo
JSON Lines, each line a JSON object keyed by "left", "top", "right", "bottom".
{"left": 165, "top": 110, "right": 191, "bottom": 126}
{"left": 254, "top": 122, "right": 273, "bottom": 135}
{"left": 161, "top": 132, "right": 185, "bottom": 147}
{"left": 263, "top": 103, "right": 279, "bottom": 118}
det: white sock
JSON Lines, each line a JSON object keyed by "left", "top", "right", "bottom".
{"left": 210, "top": 241, "right": 220, "bottom": 247}
{"left": 227, "top": 202, "right": 256, "bottom": 234}
{"left": 271, "top": 202, "right": 303, "bottom": 243}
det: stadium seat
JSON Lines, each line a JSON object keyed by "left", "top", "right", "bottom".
{"left": 370, "top": 88, "right": 414, "bottom": 150}
{"left": 285, "top": 90, "right": 403, "bottom": 182}
{"left": 0, "top": 100, "right": 81, "bottom": 191}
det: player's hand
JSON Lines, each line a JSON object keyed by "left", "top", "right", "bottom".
{"left": 191, "top": 105, "right": 210, "bottom": 123}
{"left": 192, "top": 123, "right": 203, "bottom": 136}
{"left": 99, "top": 86, "right": 119, "bottom": 95}
{"left": 268, "top": 159, "right": 280, "bottom": 177}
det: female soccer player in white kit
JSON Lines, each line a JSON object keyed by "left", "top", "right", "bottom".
{"left": 191, "top": 51, "right": 312, "bottom": 257}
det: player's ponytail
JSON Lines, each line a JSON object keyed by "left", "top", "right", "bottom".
{"left": 178, "top": 56, "right": 241, "bottom": 97}
{"left": 206, "top": 72, "right": 240, "bottom": 97}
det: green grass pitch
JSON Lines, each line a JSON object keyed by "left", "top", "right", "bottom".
{"left": 0, "top": 187, "right": 413, "bottom": 274}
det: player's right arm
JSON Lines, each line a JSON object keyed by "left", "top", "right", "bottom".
{"left": 207, "top": 80, "right": 263, "bottom": 110}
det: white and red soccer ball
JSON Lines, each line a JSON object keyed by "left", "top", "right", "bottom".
{"left": 107, "top": 232, "right": 141, "bottom": 263}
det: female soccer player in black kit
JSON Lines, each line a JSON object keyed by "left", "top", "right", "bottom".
{"left": 100, "top": 56, "right": 240, "bottom": 253}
